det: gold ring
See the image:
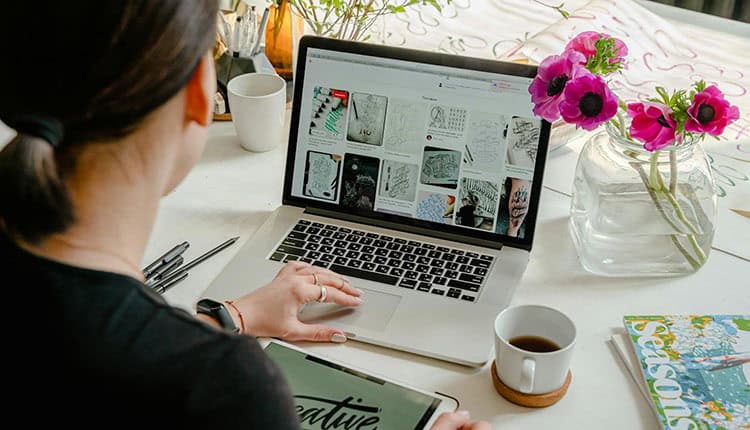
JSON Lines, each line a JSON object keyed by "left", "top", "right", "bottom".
{"left": 312, "top": 273, "right": 320, "bottom": 286}
{"left": 339, "top": 277, "right": 345, "bottom": 290}
{"left": 317, "top": 285, "right": 327, "bottom": 303}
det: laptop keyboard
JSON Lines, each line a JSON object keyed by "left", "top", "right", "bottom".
{"left": 268, "top": 219, "right": 494, "bottom": 302}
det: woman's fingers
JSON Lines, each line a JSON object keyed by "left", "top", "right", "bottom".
{"left": 295, "top": 277, "right": 363, "bottom": 307}
{"left": 284, "top": 321, "right": 349, "bottom": 343}
{"left": 307, "top": 271, "right": 360, "bottom": 297}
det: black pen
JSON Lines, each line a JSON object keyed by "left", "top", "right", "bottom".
{"left": 145, "top": 255, "right": 184, "bottom": 287}
{"left": 154, "top": 271, "right": 189, "bottom": 295}
{"left": 142, "top": 241, "right": 190, "bottom": 279}
{"left": 154, "top": 237, "right": 240, "bottom": 286}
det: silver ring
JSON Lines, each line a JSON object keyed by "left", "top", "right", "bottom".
{"left": 317, "top": 285, "right": 327, "bottom": 303}
{"left": 312, "top": 273, "right": 320, "bottom": 286}
{"left": 339, "top": 277, "right": 345, "bottom": 290}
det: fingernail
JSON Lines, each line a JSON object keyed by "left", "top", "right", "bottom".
{"left": 457, "top": 410, "right": 470, "bottom": 418}
{"left": 356, "top": 288, "right": 364, "bottom": 295}
{"left": 331, "top": 333, "right": 347, "bottom": 343}
{"left": 354, "top": 297, "right": 363, "bottom": 304}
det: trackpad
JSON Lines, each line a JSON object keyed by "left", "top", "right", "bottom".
{"left": 299, "top": 288, "right": 401, "bottom": 332}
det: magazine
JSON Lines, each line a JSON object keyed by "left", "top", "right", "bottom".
{"left": 617, "top": 315, "right": 750, "bottom": 430}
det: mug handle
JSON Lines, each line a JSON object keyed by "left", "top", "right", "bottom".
{"left": 520, "top": 357, "right": 535, "bottom": 394}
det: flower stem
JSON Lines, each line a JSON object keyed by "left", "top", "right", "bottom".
{"left": 669, "top": 150, "right": 677, "bottom": 196}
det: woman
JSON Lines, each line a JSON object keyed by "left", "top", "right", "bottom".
{"left": 0, "top": 1, "right": 490, "bottom": 428}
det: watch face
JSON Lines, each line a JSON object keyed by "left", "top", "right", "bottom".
{"left": 197, "top": 298, "right": 223, "bottom": 312}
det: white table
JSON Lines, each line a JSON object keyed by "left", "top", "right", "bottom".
{"left": 147, "top": 107, "right": 749, "bottom": 428}
{"left": 147, "top": 2, "right": 750, "bottom": 428}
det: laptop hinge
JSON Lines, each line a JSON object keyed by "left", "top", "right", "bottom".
{"left": 304, "top": 207, "right": 504, "bottom": 250}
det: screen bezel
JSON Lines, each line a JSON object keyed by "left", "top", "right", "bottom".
{"left": 283, "top": 35, "right": 551, "bottom": 251}
{"left": 261, "top": 339, "right": 458, "bottom": 429}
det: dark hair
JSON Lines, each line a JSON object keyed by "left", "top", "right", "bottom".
{"left": 0, "top": 0, "right": 218, "bottom": 244}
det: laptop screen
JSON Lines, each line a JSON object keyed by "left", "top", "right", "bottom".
{"left": 284, "top": 37, "right": 550, "bottom": 250}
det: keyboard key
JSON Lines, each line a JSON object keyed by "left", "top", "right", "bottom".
{"left": 441, "top": 253, "right": 456, "bottom": 262}
{"left": 394, "top": 238, "right": 407, "bottom": 244}
{"left": 459, "top": 274, "right": 484, "bottom": 284}
{"left": 408, "top": 241, "right": 421, "bottom": 247}
{"left": 390, "top": 268, "right": 404, "bottom": 277}
{"left": 422, "top": 243, "right": 436, "bottom": 250}
{"left": 308, "top": 235, "right": 322, "bottom": 244}
{"left": 373, "top": 240, "right": 387, "bottom": 248}
{"left": 339, "top": 227, "right": 352, "bottom": 234}
{"left": 324, "top": 224, "right": 338, "bottom": 230}
{"left": 418, "top": 273, "right": 433, "bottom": 283}
{"left": 480, "top": 254, "right": 494, "bottom": 261}
{"left": 404, "top": 271, "right": 419, "bottom": 280}
{"left": 388, "top": 259, "right": 402, "bottom": 268}
{"left": 321, "top": 238, "right": 335, "bottom": 246}
{"left": 445, "top": 270, "right": 459, "bottom": 279}
{"left": 277, "top": 245, "right": 307, "bottom": 257}
{"left": 270, "top": 252, "right": 285, "bottom": 261}
{"left": 311, "top": 222, "right": 324, "bottom": 228}
{"left": 287, "top": 231, "right": 308, "bottom": 240}
{"left": 414, "top": 248, "right": 428, "bottom": 256}
{"left": 332, "top": 248, "right": 346, "bottom": 257}
{"left": 429, "top": 267, "right": 445, "bottom": 276}
{"left": 437, "top": 246, "right": 450, "bottom": 253}
{"left": 293, "top": 224, "right": 307, "bottom": 232}
{"left": 328, "top": 264, "right": 399, "bottom": 285}
{"left": 352, "top": 230, "right": 366, "bottom": 236}
{"left": 283, "top": 238, "right": 306, "bottom": 248}
{"left": 399, "top": 279, "right": 417, "bottom": 289}
{"left": 299, "top": 257, "right": 313, "bottom": 263}
{"left": 334, "top": 257, "right": 349, "bottom": 265}
{"left": 429, "top": 260, "right": 445, "bottom": 268}
{"left": 347, "top": 260, "right": 362, "bottom": 269}
{"left": 386, "top": 242, "right": 401, "bottom": 251}
{"left": 474, "top": 268, "right": 488, "bottom": 276}
{"left": 304, "top": 243, "right": 320, "bottom": 251}
{"left": 333, "top": 232, "right": 347, "bottom": 240}
{"left": 416, "top": 264, "right": 430, "bottom": 273}
{"left": 376, "top": 265, "right": 390, "bottom": 274}
{"left": 312, "top": 260, "right": 330, "bottom": 268}
{"left": 456, "top": 256, "right": 470, "bottom": 264}
{"left": 402, "top": 254, "right": 417, "bottom": 263}
{"left": 400, "top": 245, "right": 414, "bottom": 254}
{"left": 374, "top": 256, "right": 388, "bottom": 265}
{"left": 431, "top": 289, "right": 445, "bottom": 296}
{"left": 307, "top": 227, "right": 321, "bottom": 235}
{"left": 362, "top": 262, "right": 377, "bottom": 271}
{"left": 361, "top": 246, "right": 375, "bottom": 254}
{"left": 284, "top": 255, "right": 299, "bottom": 262}
{"left": 471, "top": 259, "right": 491, "bottom": 269}
{"left": 401, "top": 262, "right": 416, "bottom": 270}
{"left": 320, "top": 230, "right": 334, "bottom": 237}
{"left": 319, "top": 245, "right": 333, "bottom": 254}
{"left": 307, "top": 251, "right": 322, "bottom": 260}
{"left": 450, "top": 249, "right": 465, "bottom": 255}
{"left": 347, "top": 243, "right": 362, "bottom": 251}
{"left": 461, "top": 295, "right": 475, "bottom": 302}
{"left": 460, "top": 264, "right": 473, "bottom": 273}
{"left": 359, "top": 237, "right": 373, "bottom": 245}
{"left": 433, "top": 277, "right": 447, "bottom": 285}
{"left": 448, "top": 279, "right": 480, "bottom": 292}
{"left": 360, "top": 254, "right": 374, "bottom": 262}
{"left": 417, "top": 256, "right": 431, "bottom": 265}
{"left": 366, "top": 232, "right": 380, "bottom": 239}
{"left": 375, "top": 249, "right": 390, "bottom": 257}
{"left": 320, "top": 254, "right": 335, "bottom": 262}
{"left": 380, "top": 235, "right": 393, "bottom": 242}
{"left": 388, "top": 251, "right": 403, "bottom": 259}
{"left": 345, "top": 251, "right": 361, "bottom": 259}
{"left": 447, "top": 288, "right": 462, "bottom": 298}
{"left": 466, "top": 252, "right": 479, "bottom": 258}
{"left": 335, "top": 240, "right": 348, "bottom": 248}
{"left": 346, "top": 234, "right": 359, "bottom": 242}
{"left": 445, "top": 262, "right": 459, "bottom": 271}
{"left": 427, "top": 250, "right": 442, "bottom": 259}
{"left": 417, "top": 283, "right": 431, "bottom": 292}
{"left": 298, "top": 220, "right": 311, "bottom": 225}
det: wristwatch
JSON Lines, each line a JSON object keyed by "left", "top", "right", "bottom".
{"left": 196, "top": 298, "right": 239, "bottom": 334}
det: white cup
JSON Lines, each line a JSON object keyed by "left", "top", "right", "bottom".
{"left": 227, "top": 72, "right": 287, "bottom": 152}
{"left": 494, "top": 304, "right": 576, "bottom": 395}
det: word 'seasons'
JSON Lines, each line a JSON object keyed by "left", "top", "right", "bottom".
{"left": 295, "top": 395, "right": 381, "bottom": 430}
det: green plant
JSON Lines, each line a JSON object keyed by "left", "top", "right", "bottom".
{"left": 288, "top": 0, "right": 447, "bottom": 41}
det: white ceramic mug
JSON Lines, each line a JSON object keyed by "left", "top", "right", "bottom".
{"left": 227, "top": 72, "right": 286, "bottom": 152}
{"left": 494, "top": 304, "right": 576, "bottom": 395}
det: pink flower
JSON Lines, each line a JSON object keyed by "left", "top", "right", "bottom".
{"left": 627, "top": 102, "right": 677, "bottom": 152}
{"left": 565, "top": 31, "right": 628, "bottom": 65}
{"left": 558, "top": 73, "right": 618, "bottom": 131}
{"left": 528, "top": 50, "right": 587, "bottom": 122}
{"left": 685, "top": 85, "right": 740, "bottom": 136}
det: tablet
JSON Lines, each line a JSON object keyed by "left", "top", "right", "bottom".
{"left": 262, "top": 340, "right": 458, "bottom": 429}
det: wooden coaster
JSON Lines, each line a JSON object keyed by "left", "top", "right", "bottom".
{"left": 491, "top": 360, "right": 571, "bottom": 408}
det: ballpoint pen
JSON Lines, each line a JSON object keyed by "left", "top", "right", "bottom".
{"left": 142, "top": 241, "right": 190, "bottom": 279}
{"left": 251, "top": 7, "right": 270, "bottom": 56}
{"left": 154, "top": 271, "right": 189, "bottom": 295}
{"left": 154, "top": 237, "right": 240, "bottom": 287}
{"left": 145, "top": 255, "right": 184, "bottom": 287}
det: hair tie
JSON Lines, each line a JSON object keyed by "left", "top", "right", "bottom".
{"left": 7, "top": 114, "right": 65, "bottom": 148}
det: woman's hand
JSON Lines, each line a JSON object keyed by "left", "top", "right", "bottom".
{"left": 228, "top": 261, "right": 363, "bottom": 342}
{"left": 431, "top": 411, "right": 492, "bottom": 430}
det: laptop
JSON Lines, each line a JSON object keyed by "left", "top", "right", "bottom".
{"left": 202, "top": 35, "right": 551, "bottom": 367}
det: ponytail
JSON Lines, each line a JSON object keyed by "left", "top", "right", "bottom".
{"left": 0, "top": 133, "right": 74, "bottom": 244}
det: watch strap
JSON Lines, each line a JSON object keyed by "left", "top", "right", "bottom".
{"left": 196, "top": 298, "right": 239, "bottom": 334}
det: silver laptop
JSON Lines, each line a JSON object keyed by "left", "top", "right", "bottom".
{"left": 203, "top": 36, "right": 551, "bottom": 367}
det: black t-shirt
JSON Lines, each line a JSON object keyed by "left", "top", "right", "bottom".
{"left": 2, "top": 234, "right": 300, "bottom": 427}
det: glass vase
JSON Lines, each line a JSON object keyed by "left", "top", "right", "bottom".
{"left": 265, "top": 0, "right": 305, "bottom": 80}
{"left": 569, "top": 122, "right": 717, "bottom": 277}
